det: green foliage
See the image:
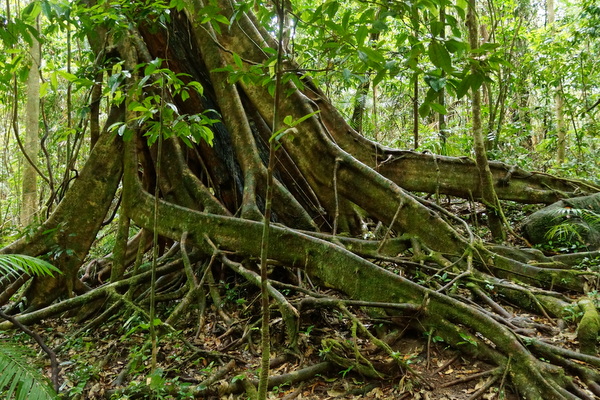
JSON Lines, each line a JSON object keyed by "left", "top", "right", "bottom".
{"left": 0, "top": 255, "right": 60, "bottom": 280}
{"left": 0, "top": 255, "right": 61, "bottom": 399}
{"left": 107, "top": 58, "right": 217, "bottom": 146}
{"left": 457, "top": 332, "right": 477, "bottom": 347}
{"left": 0, "top": 343, "right": 57, "bottom": 400}
{"left": 544, "top": 207, "right": 600, "bottom": 250}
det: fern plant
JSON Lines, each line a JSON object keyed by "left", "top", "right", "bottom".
{"left": 0, "top": 343, "right": 58, "bottom": 400}
{"left": 544, "top": 207, "right": 600, "bottom": 249}
{"left": 0, "top": 254, "right": 61, "bottom": 400}
{"left": 0, "top": 254, "right": 61, "bottom": 279}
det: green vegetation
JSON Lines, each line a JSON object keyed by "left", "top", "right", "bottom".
{"left": 0, "top": 0, "right": 599, "bottom": 399}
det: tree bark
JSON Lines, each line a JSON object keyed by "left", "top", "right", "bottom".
{"left": 467, "top": 0, "right": 505, "bottom": 241}
{"left": 21, "top": 16, "right": 41, "bottom": 226}
{"left": 2, "top": 2, "right": 600, "bottom": 398}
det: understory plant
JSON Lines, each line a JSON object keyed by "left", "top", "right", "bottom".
{"left": 0, "top": 255, "right": 60, "bottom": 400}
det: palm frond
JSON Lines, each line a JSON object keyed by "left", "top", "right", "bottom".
{"left": 0, "top": 255, "right": 61, "bottom": 279}
{"left": 0, "top": 343, "right": 57, "bottom": 400}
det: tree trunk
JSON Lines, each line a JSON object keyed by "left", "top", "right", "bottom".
{"left": 2, "top": 1, "right": 600, "bottom": 398}
{"left": 556, "top": 82, "right": 566, "bottom": 164}
{"left": 467, "top": 0, "right": 505, "bottom": 241}
{"left": 350, "top": 78, "right": 370, "bottom": 133}
{"left": 21, "top": 16, "right": 41, "bottom": 226}
{"left": 546, "top": 0, "right": 566, "bottom": 165}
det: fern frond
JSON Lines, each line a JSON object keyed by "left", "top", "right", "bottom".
{"left": 0, "top": 343, "right": 57, "bottom": 400}
{"left": 544, "top": 222, "right": 586, "bottom": 242}
{"left": 0, "top": 255, "right": 61, "bottom": 279}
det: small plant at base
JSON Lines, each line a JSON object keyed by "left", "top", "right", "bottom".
{"left": 544, "top": 207, "right": 600, "bottom": 252}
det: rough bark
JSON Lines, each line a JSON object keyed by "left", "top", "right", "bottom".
{"left": 2, "top": 2, "right": 600, "bottom": 399}
{"left": 1, "top": 107, "right": 124, "bottom": 308}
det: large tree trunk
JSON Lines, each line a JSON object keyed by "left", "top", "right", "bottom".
{"left": 2, "top": 1, "right": 600, "bottom": 398}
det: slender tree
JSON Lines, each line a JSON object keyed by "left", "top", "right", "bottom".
{"left": 21, "top": 14, "right": 41, "bottom": 226}
{"left": 467, "top": 0, "right": 505, "bottom": 240}
{"left": 546, "top": 0, "right": 566, "bottom": 164}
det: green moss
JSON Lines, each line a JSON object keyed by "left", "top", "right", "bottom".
{"left": 577, "top": 299, "right": 600, "bottom": 355}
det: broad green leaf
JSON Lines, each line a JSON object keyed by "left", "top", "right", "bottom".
{"left": 232, "top": 53, "right": 243, "bottom": 68}
{"left": 472, "top": 42, "right": 501, "bottom": 54}
{"left": 341, "top": 10, "right": 351, "bottom": 30}
{"left": 356, "top": 26, "right": 368, "bottom": 47}
{"left": 358, "top": 46, "right": 386, "bottom": 64}
{"left": 445, "top": 37, "right": 467, "bottom": 54}
{"left": 372, "top": 69, "right": 387, "bottom": 87}
{"left": 419, "top": 102, "right": 430, "bottom": 118}
{"left": 22, "top": 1, "right": 42, "bottom": 22}
{"left": 181, "top": 90, "right": 190, "bottom": 102}
{"left": 428, "top": 41, "right": 452, "bottom": 73}
{"left": 430, "top": 20, "right": 444, "bottom": 37}
{"left": 429, "top": 103, "right": 448, "bottom": 114}
{"left": 469, "top": 71, "right": 485, "bottom": 92}
{"left": 325, "top": 1, "right": 340, "bottom": 18}
{"left": 424, "top": 75, "right": 447, "bottom": 92}
{"left": 455, "top": 74, "right": 472, "bottom": 99}
{"left": 39, "top": 82, "right": 49, "bottom": 98}
{"left": 56, "top": 70, "right": 78, "bottom": 82}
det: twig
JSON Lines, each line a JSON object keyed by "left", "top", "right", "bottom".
{"left": 0, "top": 309, "right": 59, "bottom": 392}
{"left": 468, "top": 283, "right": 512, "bottom": 318}
{"left": 440, "top": 367, "right": 500, "bottom": 388}
{"left": 467, "top": 374, "right": 499, "bottom": 400}
{"left": 377, "top": 197, "right": 405, "bottom": 253}
{"left": 432, "top": 354, "right": 459, "bottom": 374}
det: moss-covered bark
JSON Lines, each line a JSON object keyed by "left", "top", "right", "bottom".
{"left": 1, "top": 108, "right": 124, "bottom": 307}
{"left": 3, "top": 2, "right": 600, "bottom": 399}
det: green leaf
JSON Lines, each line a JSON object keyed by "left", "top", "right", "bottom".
{"left": 0, "top": 255, "right": 61, "bottom": 279}
{"left": 455, "top": 73, "right": 472, "bottom": 99}
{"left": 0, "top": 343, "right": 58, "bottom": 400}
{"left": 286, "top": 110, "right": 320, "bottom": 128}
{"left": 56, "top": 70, "right": 78, "bottom": 82}
{"left": 232, "top": 53, "right": 243, "bottom": 68}
{"left": 429, "top": 103, "right": 447, "bottom": 114}
{"left": 424, "top": 75, "right": 446, "bottom": 92}
{"left": 357, "top": 46, "right": 386, "bottom": 65}
{"left": 39, "top": 82, "right": 49, "bottom": 98}
{"left": 430, "top": 20, "right": 444, "bottom": 37}
{"left": 372, "top": 69, "right": 387, "bottom": 87}
{"left": 325, "top": 1, "right": 340, "bottom": 18}
{"left": 469, "top": 71, "right": 485, "bottom": 92}
{"left": 445, "top": 37, "right": 467, "bottom": 54}
{"left": 356, "top": 26, "right": 368, "bottom": 47}
{"left": 341, "top": 10, "right": 351, "bottom": 30}
{"left": 428, "top": 40, "right": 452, "bottom": 73}
{"left": 21, "top": 1, "right": 42, "bottom": 22}
{"left": 472, "top": 42, "right": 501, "bottom": 54}
{"left": 180, "top": 90, "right": 189, "bottom": 102}
{"left": 418, "top": 102, "right": 430, "bottom": 118}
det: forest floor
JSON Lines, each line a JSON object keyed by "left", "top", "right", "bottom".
{"left": 1, "top": 200, "right": 585, "bottom": 399}
{"left": 4, "top": 281, "right": 579, "bottom": 400}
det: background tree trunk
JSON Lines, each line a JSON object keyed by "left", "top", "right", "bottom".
{"left": 467, "top": 0, "right": 505, "bottom": 241}
{"left": 21, "top": 16, "right": 41, "bottom": 226}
